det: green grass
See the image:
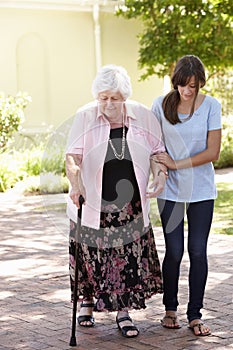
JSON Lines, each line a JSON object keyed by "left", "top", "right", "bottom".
{"left": 150, "top": 198, "right": 161, "bottom": 227}
{"left": 150, "top": 181, "right": 233, "bottom": 236}
{"left": 212, "top": 182, "right": 233, "bottom": 235}
{"left": 34, "top": 203, "right": 66, "bottom": 212}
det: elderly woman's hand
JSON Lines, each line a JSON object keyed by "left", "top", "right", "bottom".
{"left": 70, "top": 172, "right": 86, "bottom": 208}
{"left": 66, "top": 154, "right": 86, "bottom": 208}
{"left": 70, "top": 188, "right": 86, "bottom": 208}
{"left": 146, "top": 170, "right": 167, "bottom": 198}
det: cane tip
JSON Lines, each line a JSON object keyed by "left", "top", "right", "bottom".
{"left": 69, "top": 336, "right": 77, "bottom": 346}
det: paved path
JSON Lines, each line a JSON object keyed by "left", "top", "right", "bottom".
{"left": 0, "top": 169, "right": 233, "bottom": 350}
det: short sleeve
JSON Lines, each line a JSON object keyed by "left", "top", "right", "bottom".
{"left": 208, "top": 97, "right": 222, "bottom": 131}
{"left": 151, "top": 96, "right": 164, "bottom": 124}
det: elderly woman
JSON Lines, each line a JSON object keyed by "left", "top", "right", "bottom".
{"left": 66, "top": 64, "right": 167, "bottom": 338}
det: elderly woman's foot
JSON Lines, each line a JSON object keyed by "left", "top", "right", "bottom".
{"left": 116, "top": 311, "right": 139, "bottom": 338}
{"left": 161, "top": 311, "right": 181, "bottom": 329}
{"left": 78, "top": 300, "right": 95, "bottom": 327}
{"left": 189, "top": 319, "right": 211, "bottom": 336}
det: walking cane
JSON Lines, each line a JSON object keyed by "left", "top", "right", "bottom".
{"left": 69, "top": 195, "right": 85, "bottom": 347}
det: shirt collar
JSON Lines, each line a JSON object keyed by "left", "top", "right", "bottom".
{"left": 96, "top": 100, "right": 137, "bottom": 121}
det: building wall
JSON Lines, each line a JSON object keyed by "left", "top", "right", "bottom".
{"left": 100, "top": 13, "right": 163, "bottom": 105}
{"left": 0, "top": 7, "right": 163, "bottom": 131}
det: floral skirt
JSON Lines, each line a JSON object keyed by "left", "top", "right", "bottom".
{"left": 69, "top": 201, "right": 163, "bottom": 312}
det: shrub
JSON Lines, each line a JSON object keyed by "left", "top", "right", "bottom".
{"left": 0, "top": 143, "right": 66, "bottom": 192}
{"left": 214, "top": 115, "right": 233, "bottom": 169}
{"left": 22, "top": 174, "right": 69, "bottom": 195}
{"left": 0, "top": 92, "right": 31, "bottom": 150}
{"left": 0, "top": 151, "right": 26, "bottom": 191}
{"left": 40, "top": 173, "right": 69, "bottom": 194}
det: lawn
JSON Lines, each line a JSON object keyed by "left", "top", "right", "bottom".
{"left": 212, "top": 182, "right": 233, "bottom": 235}
{"left": 150, "top": 181, "right": 233, "bottom": 235}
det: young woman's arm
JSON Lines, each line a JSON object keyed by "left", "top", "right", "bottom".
{"left": 154, "top": 129, "right": 221, "bottom": 170}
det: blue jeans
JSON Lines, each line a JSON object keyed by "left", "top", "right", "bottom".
{"left": 157, "top": 199, "right": 214, "bottom": 322}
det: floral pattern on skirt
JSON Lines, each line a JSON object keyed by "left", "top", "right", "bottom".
{"left": 69, "top": 201, "right": 163, "bottom": 312}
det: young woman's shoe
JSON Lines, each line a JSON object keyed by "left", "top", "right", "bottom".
{"left": 189, "top": 320, "right": 211, "bottom": 336}
{"left": 161, "top": 315, "right": 181, "bottom": 329}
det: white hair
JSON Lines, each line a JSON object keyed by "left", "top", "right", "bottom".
{"left": 91, "top": 64, "right": 132, "bottom": 100}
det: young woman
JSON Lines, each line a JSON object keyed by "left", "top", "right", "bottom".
{"left": 151, "top": 55, "right": 221, "bottom": 336}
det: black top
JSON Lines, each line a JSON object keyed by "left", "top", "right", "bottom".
{"left": 102, "top": 127, "right": 140, "bottom": 208}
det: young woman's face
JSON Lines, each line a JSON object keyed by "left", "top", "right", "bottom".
{"left": 177, "top": 76, "right": 198, "bottom": 102}
{"left": 98, "top": 90, "right": 124, "bottom": 121}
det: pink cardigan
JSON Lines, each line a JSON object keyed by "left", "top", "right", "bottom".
{"left": 66, "top": 100, "right": 165, "bottom": 229}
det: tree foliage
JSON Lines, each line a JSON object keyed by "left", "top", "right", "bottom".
{"left": 117, "top": 0, "right": 233, "bottom": 79}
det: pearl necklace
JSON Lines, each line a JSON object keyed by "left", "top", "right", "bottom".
{"left": 108, "top": 115, "right": 126, "bottom": 160}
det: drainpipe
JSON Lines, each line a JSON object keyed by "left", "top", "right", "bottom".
{"left": 93, "top": 3, "right": 102, "bottom": 72}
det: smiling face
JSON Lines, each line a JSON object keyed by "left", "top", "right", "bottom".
{"left": 98, "top": 90, "right": 125, "bottom": 123}
{"left": 177, "top": 76, "right": 199, "bottom": 102}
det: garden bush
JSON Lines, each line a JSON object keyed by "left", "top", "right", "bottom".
{"left": 0, "top": 92, "right": 31, "bottom": 150}
{"left": 0, "top": 143, "right": 67, "bottom": 193}
{"left": 214, "top": 115, "right": 233, "bottom": 169}
{"left": 19, "top": 173, "right": 69, "bottom": 195}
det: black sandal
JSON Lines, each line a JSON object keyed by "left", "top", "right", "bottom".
{"left": 116, "top": 316, "right": 139, "bottom": 338}
{"left": 78, "top": 302, "right": 95, "bottom": 327}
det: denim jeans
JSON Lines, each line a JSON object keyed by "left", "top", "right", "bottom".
{"left": 157, "top": 199, "right": 214, "bottom": 322}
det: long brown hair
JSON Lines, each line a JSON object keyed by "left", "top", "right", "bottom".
{"left": 162, "top": 55, "right": 206, "bottom": 125}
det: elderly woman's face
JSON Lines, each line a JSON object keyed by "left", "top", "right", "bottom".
{"left": 98, "top": 90, "right": 124, "bottom": 122}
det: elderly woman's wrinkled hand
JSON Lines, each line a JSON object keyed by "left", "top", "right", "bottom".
{"left": 146, "top": 172, "right": 167, "bottom": 198}
{"left": 70, "top": 189, "right": 83, "bottom": 208}
{"left": 70, "top": 182, "right": 86, "bottom": 208}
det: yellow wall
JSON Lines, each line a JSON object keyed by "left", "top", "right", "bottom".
{"left": 0, "top": 8, "right": 163, "bottom": 131}
{"left": 100, "top": 13, "right": 163, "bottom": 105}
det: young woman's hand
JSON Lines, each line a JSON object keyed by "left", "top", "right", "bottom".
{"left": 154, "top": 152, "right": 177, "bottom": 170}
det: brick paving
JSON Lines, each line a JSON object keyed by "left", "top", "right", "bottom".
{"left": 0, "top": 170, "right": 233, "bottom": 350}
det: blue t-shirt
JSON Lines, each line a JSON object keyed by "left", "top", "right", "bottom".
{"left": 151, "top": 95, "right": 222, "bottom": 202}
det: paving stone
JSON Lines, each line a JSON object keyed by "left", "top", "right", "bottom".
{"left": 0, "top": 174, "right": 233, "bottom": 350}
